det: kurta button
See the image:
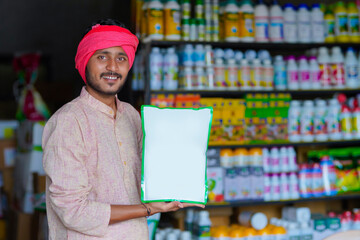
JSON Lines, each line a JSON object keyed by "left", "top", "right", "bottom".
{"left": 119, "top": 142, "right": 122, "bottom": 146}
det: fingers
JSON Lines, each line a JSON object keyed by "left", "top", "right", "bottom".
{"left": 181, "top": 203, "right": 205, "bottom": 209}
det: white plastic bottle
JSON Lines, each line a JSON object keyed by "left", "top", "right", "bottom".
{"left": 254, "top": 0, "right": 269, "bottom": 42}
{"left": 251, "top": 58, "right": 263, "bottom": 89}
{"left": 240, "top": 58, "right": 251, "bottom": 89}
{"left": 331, "top": 46, "right": 346, "bottom": 89}
{"left": 289, "top": 172, "right": 300, "bottom": 199}
{"left": 147, "top": 0, "right": 164, "bottom": 40}
{"left": 287, "top": 56, "right": 299, "bottom": 90}
{"left": 262, "top": 59, "right": 274, "bottom": 90}
{"left": 287, "top": 222, "right": 300, "bottom": 240}
{"left": 298, "top": 56, "right": 311, "bottom": 90}
{"left": 327, "top": 98, "right": 342, "bottom": 140}
{"left": 300, "top": 100, "right": 315, "bottom": 142}
{"left": 288, "top": 100, "right": 301, "bottom": 142}
{"left": 195, "top": 44, "right": 206, "bottom": 67}
{"left": 163, "top": 47, "right": 179, "bottom": 90}
{"left": 197, "top": 210, "right": 211, "bottom": 240}
{"left": 224, "top": 0, "right": 241, "bottom": 42}
{"left": 318, "top": 47, "right": 332, "bottom": 89}
{"left": 280, "top": 146, "right": 289, "bottom": 173}
{"left": 273, "top": 55, "right": 287, "bottom": 90}
{"left": 214, "top": 57, "right": 225, "bottom": 88}
{"left": 269, "top": 0, "right": 284, "bottom": 42}
{"left": 280, "top": 172, "right": 290, "bottom": 200}
{"left": 149, "top": 47, "right": 163, "bottom": 90}
{"left": 239, "top": 0, "right": 255, "bottom": 42}
{"left": 287, "top": 147, "right": 298, "bottom": 172}
{"left": 299, "top": 222, "right": 313, "bottom": 240}
{"left": 309, "top": 56, "right": 321, "bottom": 89}
{"left": 270, "top": 173, "right": 281, "bottom": 201}
{"left": 297, "top": 4, "right": 311, "bottom": 43}
{"left": 164, "top": 0, "right": 181, "bottom": 40}
{"left": 311, "top": 3, "right": 325, "bottom": 43}
{"left": 264, "top": 173, "right": 272, "bottom": 201}
{"left": 345, "top": 47, "right": 359, "bottom": 88}
{"left": 182, "top": 44, "right": 194, "bottom": 67}
{"left": 226, "top": 58, "right": 238, "bottom": 89}
{"left": 262, "top": 148, "right": 271, "bottom": 173}
{"left": 283, "top": 3, "right": 297, "bottom": 43}
{"left": 270, "top": 147, "right": 280, "bottom": 173}
{"left": 314, "top": 99, "right": 329, "bottom": 142}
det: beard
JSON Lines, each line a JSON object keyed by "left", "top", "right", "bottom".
{"left": 85, "top": 68, "right": 125, "bottom": 96}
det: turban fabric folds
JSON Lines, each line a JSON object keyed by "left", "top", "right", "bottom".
{"left": 75, "top": 24, "right": 139, "bottom": 83}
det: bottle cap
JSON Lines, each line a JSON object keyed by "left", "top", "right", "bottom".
{"left": 298, "top": 3, "right": 308, "bottom": 9}
{"left": 251, "top": 212, "right": 268, "bottom": 230}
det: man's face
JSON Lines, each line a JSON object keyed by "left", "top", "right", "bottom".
{"left": 85, "top": 46, "right": 130, "bottom": 96}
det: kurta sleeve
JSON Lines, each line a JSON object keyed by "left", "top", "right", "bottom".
{"left": 42, "top": 111, "right": 111, "bottom": 237}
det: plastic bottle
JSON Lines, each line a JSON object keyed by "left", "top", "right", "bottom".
{"left": 185, "top": 209, "right": 194, "bottom": 233}
{"left": 280, "top": 172, "right": 290, "bottom": 200}
{"left": 334, "top": 1, "right": 349, "bottom": 42}
{"left": 163, "top": 47, "right": 179, "bottom": 90}
{"left": 331, "top": 46, "right": 346, "bottom": 89}
{"left": 198, "top": 210, "right": 212, "bottom": 239}
{"left": 311, "top": 4, "right": 325, "bottom": 43}
{"left": 240, "top": 58, "right": 251, "bottom": 89}
{"left": 270, "top": 173, "right": 281, "bottom": 201}
{"left": 297, "top": 4, "right": 311, "bottom": 43}
{"left": 279, "top": 146, "right": 289, "bottom": 173}
{"left": 288, "top": 147, "right": 298, "bottom": 172}
{"left": 197, "top": 18, "right": 206, "bottom": 41}
{"left": 300, "top": 100, "right": 315, "bottom": 142}
{"left": 164, "top": 0, "right": 181, "bottom": 40}
{"left": 309, "top": 56, "right": 321, "bottom": 89}
{"left": 264, "top": 173, "right": 272, "bottom": 201}
{"left": 348, "top": 2, "right": 360, "bottom": 43}
{"left": 270, "top": 147, "right": 280, "bottom": 173}
{"left": 150, "top": 47, "right": 163, "bottom": 90}
{"left": 262, "top": 59, "right": 274, "bottom": 90}
{"left": 298, "top": 56, "right": 311, "bottom": 90}
{"left": 299, "top": 222, "right": 313, "bottom": 240}
{"left": 238, "top": 211, "right": 268, "bottom": 230}
{"left": 224, "top": 0, "right": 240, "bottom": 42}
{"left": 239, "top": 0, "right": 255, "bottom": 42}
{"left": 299, "top": 164, "right": 311, "bottom": 198}
{"left": 345, "top": 47, "right": 359, "bottom": 88}
{"left": 195, "top": 0, "right": 204, "bottom": 19}
{"left": 311, "top": 163, "right": 324, "bottom": 197}
{"left": 181, "top": 0, "right": 191, "bottom": 19}
{"left": 340, "top": 103, "right": 353, "bottom": 140}
{"left": 318, "top": 47, "right": 332, "bottom": 89}
{"left": 147, "top": 0, "right": 164, "bottom": 40}
{"left": 283, "top": 3, "right": 297, "bottom": 43}
{"left": 320, "top": 155, "right": 337, "bottom": 196}
{"left": 218, "top": 0, "right": 225, "bottom": 40}
{"left": 181, "top": 18, "right": 190, "bottom": 40}
{"left": 353, "top": 102, "right": 360, "bottom": 139}
{"left": 194, "top": 66, "right": 207, "bottom": 89}
{"left": 314, "top": 99, "right": 329, "bottom": 142}
{"left": 214, "top": 57, "right": 225, "bottom": 88}
{"left": 273, "top": 55, "right": 287, "bottom": 90}
{"left": 189, "top": 18, "right": 198, "bottom": 41}
{"left": 287, "top": 222, "right": 300, "bottom": 240}
{"left": 324, "top": 8, "right": 336, "bottom": 43}
{"left": 225, "top": 58, "right": 238, "bottom": 89}
{"left": 195, "top": 44, "right": 206, "bottom": 67}
{"left": 141, "top": 0, "right": 150, "bottom": 39}
{"left": 289, "top": 172, "right": 300, "bottom": 199}
{"left": 287, "top": 56, "right": 299, "bottom": 90}
{"left": 180, "top": 231, "right": 192, "bottom": 240}
{"left": 182, "top": 44, "right": 194, "bottom": 67}
{"left": 327, "top": 99, "right": 342, "bottom": 140}
{"left": 254, "top": 0, "right": 269, "bottom": 42}
{"left": 262, "top": 148, "right": 271, "bottom": 173}
{"left": 250, "top": 58, "right": 262, "bottom": 89}
{"left": 269, "top": 0, "right": 283, "bottom": 42}
{"left": 288, "top": 100, "right": 301, "bottom": 142}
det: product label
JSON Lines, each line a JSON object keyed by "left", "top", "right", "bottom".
{"left": 301, "top": 113, "right": 314, "bottom": 136}
{"left": 312, "top": 170, "right": 324, "bottom": 196}
{"left": 182, "top": 3, "right": 191, "bottom": 19}
{"left": 349, "top": 15, "right": 360, "bottom": 35}
{"left": 327, "top": 111, "right": 341, "bottom": 134}
{"left": 262, "top": 67, "right": 274, "bottom": 88}
{"left": 224, "top": 12, "right": 239, "bottom": 39}
{"left": 298, "top": 22, "right": 311, "bottom": 41}
{"left": 240, "top": 66, "right": 251, "bottom": 88}
{"left": 335, "top": 13, "right": 348, "bottom": 35}
{"left": 250, "top": 66, "right": 262, "bottom": 87}
{"left": 197, "top": 24, "right": 205, "bottom": 40}
{"left": 255, "top": 18, "right": 269, "bottom": 40}
{"left": 300, "top": 71, "right": 310, "bottom": 82}
{"left": 325, "top": 19, "right": 335, "bottom": 38}
{"left": 314, "top": 112, "right": 327, "bottom": 135}
{"left": 310, "top": 71, "right": 321, "bottom": 84}
{"left": 270, "top": 17, "right": 284, "bottom": 40}
{"left": 353, "top": 113, "right": 360, "bottom": 134}
{"left": 312, "top": 21, "right": 325, "bottom": 41}
{"left": 214, "top": 66, "right": 226, "bottom": 87}
{"left": 141, "top": 8, "right": 148, "bottom": 36}
{"left": 148, "top": 9, "right": 164, "bottom": 36}
{"left": 164, "top": 9, "right": 181, "bottom": 37}
{"left": 181, "top": 23, "right": 190, "bottom": 39}
{"left": 288, "top": 71, "right": 298, "bottom": 83}
{"left": 331, "top": 63, "right": 345, "bottom": 86}
{"left": 195, "top": 4, "right": 203, "bottom": 19}
{"left": 346, "top": 65, "right": 358, "bottom": 81}
{"left": 274, "top": 66, "right": 287, "bottom": 87}
{"left": 225, "top": 66, "right": 238, "bottom": 87}
{"left": 289, "top": 115, "right": 301, "bottom": 136}
{"left": 340, "top": 113, "right": 352, "bottom": 134}
{"left": 319, "top": 64, "right": 332, "bottom": 87}
{"left": 239, "top": 12, "right": 254, "bottom": 38}
{"left": 284, "top": 21, "right": 297, "bottom": 42}
{"left": 198, "top": 225, "right": 211, "bottom": 237}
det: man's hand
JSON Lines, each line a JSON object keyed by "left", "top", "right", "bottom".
{"left": 146, "top": 201, "right": 205, "bottom": 215}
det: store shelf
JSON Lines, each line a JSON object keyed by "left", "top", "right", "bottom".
{"left": 141, "top": 39, "right": 360, "bottom": 50}
{"left": 208, "top": 139, "right": 360, "bottom": 149}
{"left": 205, "top": 192, "right": 360, "bottom": 209}
{"left": 150, "top": 89, "right": 360, "bottom": 97}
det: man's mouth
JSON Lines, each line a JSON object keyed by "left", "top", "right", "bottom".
{"left": 101, "top": 72, "right": 122, "bottom": 83}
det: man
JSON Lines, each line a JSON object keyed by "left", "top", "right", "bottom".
{"left": 42, "top": 19, "right": 204, "bottom": 239}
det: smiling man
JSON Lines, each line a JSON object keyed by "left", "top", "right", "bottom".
{"left": 42, "top": 19, "right": 203, "bottom": 240}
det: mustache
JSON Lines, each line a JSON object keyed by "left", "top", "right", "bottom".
{"left": 100, "top": 72, "right": 122, "bottom": 79}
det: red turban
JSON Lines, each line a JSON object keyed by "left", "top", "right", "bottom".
{"left": 75, "top": 24, "right": 139, "bottom": 83}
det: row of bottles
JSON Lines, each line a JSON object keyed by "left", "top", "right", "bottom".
{"left": 136, "top": 0, "right": 360, "bottom": 43}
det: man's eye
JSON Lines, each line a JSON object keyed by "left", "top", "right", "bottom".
{"left": 118, "top": 57, "right": 127, "bottom": 61}
{"left": 98, "top": 55, "right": 106, "bottom": 60}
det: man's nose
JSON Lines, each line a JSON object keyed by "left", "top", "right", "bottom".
{"left": 106, "top": 58, "right": 119, "bottom": 72}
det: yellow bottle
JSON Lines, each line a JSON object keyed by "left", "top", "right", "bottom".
{"left": 164, "top": 0, "right": 181, "bottom": 40}
{"left": 334, "top": 1, "right": 349, "bottom": 42}
{"left": 347, "top": 2, "right": 360, "bottom": 43}
{"left": 140, "top": 0, "right": 149, "bottom": 39}
{"left": 147, "top": 0, "right": 164, "bottom": 40}
{"left": 324, "top": 8, "right": 336, "bottom": 43}
{"left": 224, "top": 0, "right": 241, "bottom": 42}
{"left": 239, "top": 0, "right": 255, "bottom": 42}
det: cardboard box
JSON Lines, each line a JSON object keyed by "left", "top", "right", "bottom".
{"left": 207, "top": 167, "right": 224, "bottom": 203}
{"left": 0, "top": 139, "right": 16, "bottom": 170}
